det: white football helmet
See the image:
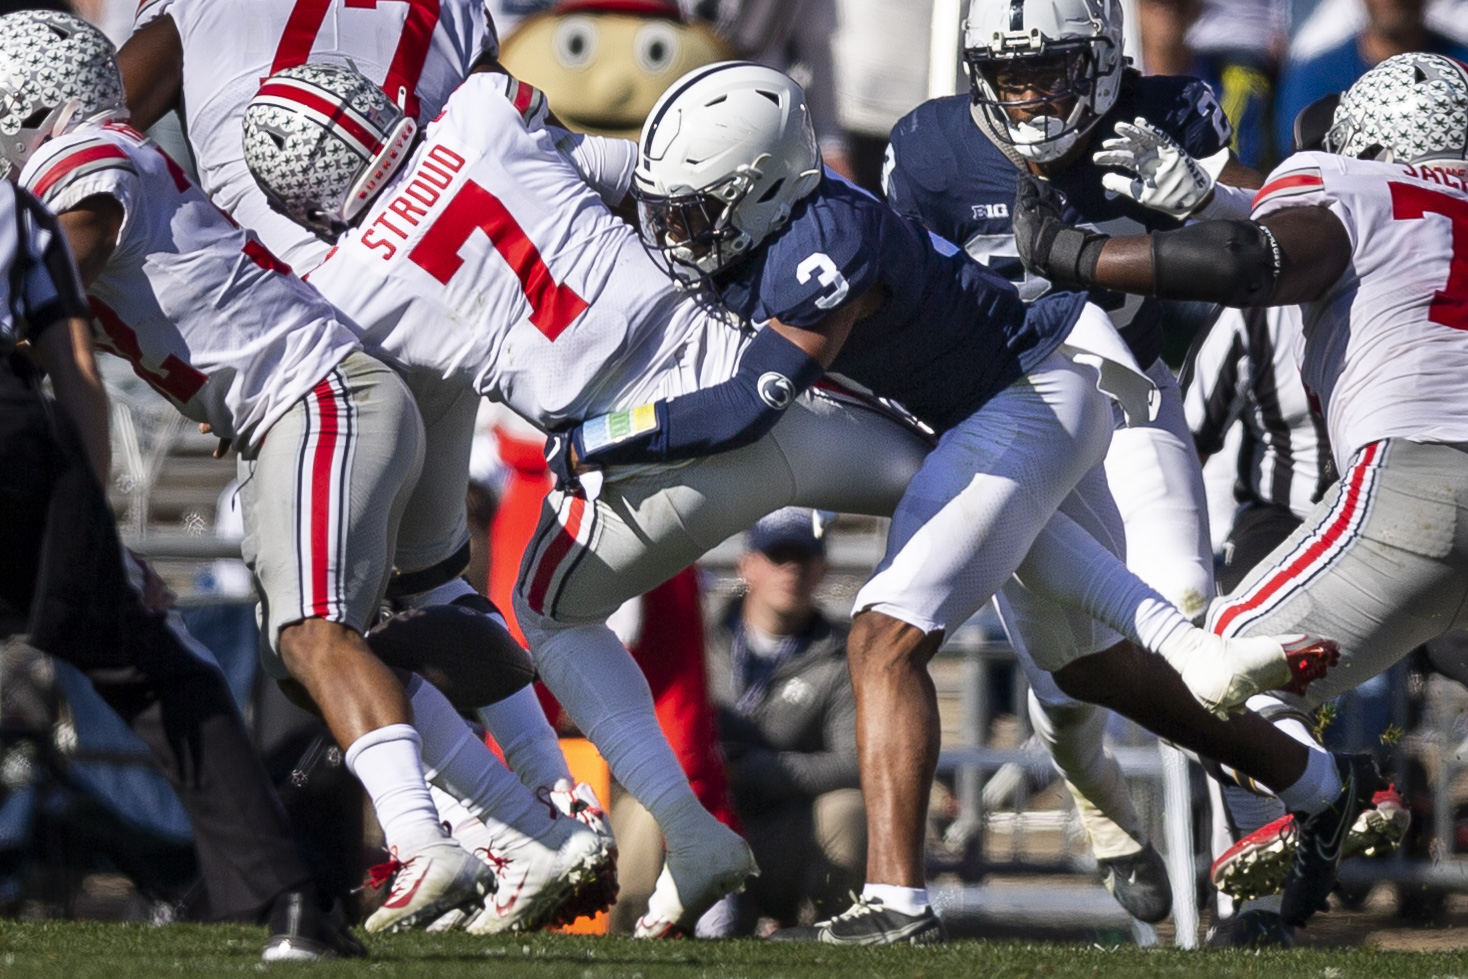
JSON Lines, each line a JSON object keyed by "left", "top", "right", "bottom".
{"left": 963, "top": 0, "right": 1125, "bottom": 164}
{"left": 632, "top": 61, "right": 822, "bottom": 284}
{"left": 1324, "top": 53, "right": 1468, "bottom": 165}
{"left": 0, "top": 10, "right": 127, "bottom": 179}
{"left": 243, "top": 63, "right": 418, "bottom": 241}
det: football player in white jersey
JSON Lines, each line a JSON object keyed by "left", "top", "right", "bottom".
{"left": 248, "top": 59, "right": 1367, "bottom": 941}
{"left": 0, "top": 10, "right": 572, "bottom": 934}
{"left": 242, "top": 59, "right": 937, "bottom": 935}
{"left": 1014, "top": 50, "right": 1468, "bottom": 931}
{"left": 115, "top": 0, "right": 628, "bottom": 928}
{"left": 120, "top": 0, "right": 497, "bottom": 269}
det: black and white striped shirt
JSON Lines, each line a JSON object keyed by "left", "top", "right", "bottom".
{"left": 0, "top": 182, "right": 88, "bottom": 364}
{"left": 1181, "top": 305, "right": 1335, "bottom": 521}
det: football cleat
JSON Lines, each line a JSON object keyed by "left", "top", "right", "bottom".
{"left": 361, "top": 839, "right": 495, "bottom": 933}
{"left": 633, "top": 819, "right": 757, "bottom": 939}
{"left": 1182, "top": 633, "right": 1339, "bottom": 718}
{"left": 462, "top": 812, "right": 612, "bottom": 935}
{"left": 1280, "top": 754, "right": 1387, "bottom": 927}
{"left": 1211, "top": 783, "right": 1409, "bottom": 901}
{"left": 260, "top": 889, "right": 367, "bottom": 962}
{"left": 1097, "top": 844, "right": 1172, "bottom": 924}
{"left": 769, "top": 896, "right": 945, "bottom": 946}
{"left": 541, "top": 780, "right": 619, "bottom": 926}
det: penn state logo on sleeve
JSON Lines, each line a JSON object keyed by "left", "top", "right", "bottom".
{"left": 758, "top": 371, "right": 796, "bottom": 410}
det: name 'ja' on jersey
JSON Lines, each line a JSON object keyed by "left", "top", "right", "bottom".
{"left": 136, "top": 0, "right": 495, "bottom": 270}
{"left": 304, "top": 72, "right": 744, "bottom": 430}
{"left": 19, "top": 123, "right": 361, "bottom": 446}
{"left": 712, "top": 173, "right": 1086, "bottom": 434}
{"left": 1251, "top": 151, "right": 1468, "bottom": 473}
{"left": 884, "top": 70, "right": 1232, "bottom": 370}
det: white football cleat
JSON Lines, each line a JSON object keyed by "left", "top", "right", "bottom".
{"left": 362, "top": 839, "right": 495, "bottom": 933}
{"left": 541, "top": 779, "right": 619, "bottom": 926}
{"left": 463, "top": 812, "right": 612, "bottom": 935}
{"left": 1181, "top": 633, "right": 1339, "bottom": 718}
{"left": 633, "top": 819, "right": 757, "bottom": 939}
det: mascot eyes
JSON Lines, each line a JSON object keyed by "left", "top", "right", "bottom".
{"left": 553, "top": 16, "right": 598, "bottom": 69}
{"left": 634, "top": 22, "right": 681, "bottom": 74}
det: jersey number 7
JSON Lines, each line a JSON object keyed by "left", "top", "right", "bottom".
{"left": 272, "top": 0, "right": 440, "bottom": 119}
{"left": 1391, "top": 182, "right": 1468, "bottom": 332}
{"left": 408, "top": 180, "right": 589, "bottom": 341}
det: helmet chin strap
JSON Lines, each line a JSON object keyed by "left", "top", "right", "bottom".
{"left": 47, "top": 98, "right": 83, "bottom": 140}
{"left": 969, "top": 101, "right": 1037, "bottom": 170}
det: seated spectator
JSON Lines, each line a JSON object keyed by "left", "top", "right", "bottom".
{"left": 703, "top": 508, "right": 864, "bottom": 934}
{"left": 1274, "top": 0, "right": 1468, "bottom": 158}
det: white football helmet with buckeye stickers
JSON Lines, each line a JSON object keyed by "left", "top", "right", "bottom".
{"left": 1324, "top": 52, "right": 1468, "bottom": 165}
{"left": 0, "top": 11, "right": 127, "bottom": 179}
{"left": 243, "top": 63, "right": 418, "bottom": 242}
{"left": 963, "top": 0, "right": 1126, "bottom": 164}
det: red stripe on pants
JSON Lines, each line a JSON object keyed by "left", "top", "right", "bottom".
{"left": 1213, "top": 441, "right": 1380, "bottom": 636}
{"left": 308, "top": 377, "right": 345, "bottom": 617}
{"left": 526, "top": 495, "right": 586, "bottom": 616}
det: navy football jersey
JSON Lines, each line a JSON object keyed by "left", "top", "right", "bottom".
{"left": 885, "top": 69, "right": 1232, "bottom": 370}
{"left": 713, "top": 172, "right": 1085, "bottom": 434}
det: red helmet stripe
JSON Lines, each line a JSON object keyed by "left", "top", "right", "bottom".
{"left": 257, "top": 79, "right": 385, "bottom": 156}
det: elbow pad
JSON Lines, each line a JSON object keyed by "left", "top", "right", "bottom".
{"left": 573, "top": 327, "right": 823, "bottom": 467}
{"left": 1151, "top": 219, "right": 1282, "bottom": 307}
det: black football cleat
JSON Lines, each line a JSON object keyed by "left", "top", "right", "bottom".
{"left": 1280, "top": 753, "right": 1386, "bottom": 927}
{"left": 1098, "top": 843, "right": 1172, "bottom": 924}
{"left": 261, "top": 888, "right": 368, "bottom": 963}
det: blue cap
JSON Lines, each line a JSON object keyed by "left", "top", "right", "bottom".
{"left": 746, "top": 507, "right": 831, "bottom": 558}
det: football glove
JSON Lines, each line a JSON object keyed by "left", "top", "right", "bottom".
{"left": 544, "top": 430, "right": 587, "bottom": 494}
{"left": 1012, "top": 174, "right": 1108, "bottom": 289}
{"left": 1093, "top": 117, "right": 1229, "bottom": 220}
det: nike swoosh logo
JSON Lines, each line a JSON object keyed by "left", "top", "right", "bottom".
{"left": 493, "top": 869, "right": 530, "bottom": 915}
{"left": 385, "top": 865, "right": 426, "bottom": 909}
{"left": 1315, "top": 772, "right": 1357, "bottom": 860}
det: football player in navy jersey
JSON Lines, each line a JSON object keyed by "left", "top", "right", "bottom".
{"left": 882, "top": 0, "right": 1267, "bottom": 923}
{"left": 553, "top": 61, "right": 1356, "bottom": 946}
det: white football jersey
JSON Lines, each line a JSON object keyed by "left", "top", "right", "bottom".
{"left": 136, "top": 0, "right": 495, "bottom": 269}
{"left": 306, "top": 71, "right": 744, "bottom": 430}
{"left": 20, "top": 123, "right": 361, "bottom": 446}
{"left": 1252, "top": 151, "right": 1468, "bottom": 473}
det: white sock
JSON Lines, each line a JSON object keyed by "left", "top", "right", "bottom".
{"left": 344, "top": 723, "right": 446, "bottom": 850}
{"left": 1274, "top": 744, "right": 1342, "bottom": 814}
{"left": 406, "top": 673, "right": 550, "bottom": 838}
{"left": 475, "top": 685, "right": 572, "bottom": 792}
{"left": 529, "top": 621, "right": 702, "bottom": 838}
{"left": 861, "top": 883, "right": 929, "bottom": 915}
{"left": 1019, "top": 514, "right": 1197, "bottom": 664}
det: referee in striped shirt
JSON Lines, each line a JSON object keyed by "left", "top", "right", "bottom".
{"left": 1180, "top": 304, "right": 1336, "bottom": 594}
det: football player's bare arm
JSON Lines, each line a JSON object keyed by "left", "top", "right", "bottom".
{"left": 1217, "top": 154, "right": 1265, "bottom": 191}
{"left": 565, "top": 287, "right": 882, "bottom": 471}
{"left": 55, "top": 196, "right": 123, "bottom": 289}
{"left": 30, "top": 316, "right": 111, "bottom": 481}
{"left": 1015, "top": 174, "right": 1350, "bottom": 307}
{"left": 116, "top": 16, "right": 183, "bottom": 133}
{"left": 1092, "top": 205, "right": 1350, "bottom": 305}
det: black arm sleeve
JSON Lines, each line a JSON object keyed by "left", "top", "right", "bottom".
{"left": 1151, "top": 219, "right": 1282, "bottom": 307}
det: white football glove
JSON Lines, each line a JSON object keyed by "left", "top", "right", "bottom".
{"left": 1093, "top": 117, "right": 1230, "bottom": 220}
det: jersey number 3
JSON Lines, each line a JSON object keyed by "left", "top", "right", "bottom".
{"left": 797, "top": 253, "right": 850, "bottom": 311}
{"left": 1391, "top": 181, "right": 1468, "bottom": 332}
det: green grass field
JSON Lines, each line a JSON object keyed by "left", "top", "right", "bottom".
{"left": 0, "top": 924, "right": 1464, "bottom": 979}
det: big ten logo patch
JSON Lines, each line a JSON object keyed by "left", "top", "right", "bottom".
{"left": 972, "top": 203, "right": 1009, "bottom": 220}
